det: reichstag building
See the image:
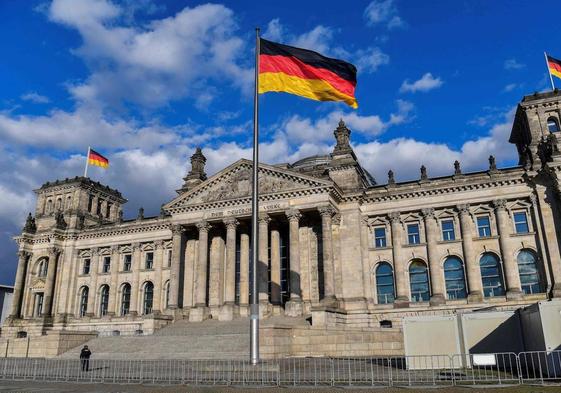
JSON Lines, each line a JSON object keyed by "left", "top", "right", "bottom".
{"left": 3, "top": 90, "right": 561, "bottom": 357}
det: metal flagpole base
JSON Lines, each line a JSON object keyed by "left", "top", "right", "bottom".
{"left": 250, "top": 303, "right": 259, "bottom": 365}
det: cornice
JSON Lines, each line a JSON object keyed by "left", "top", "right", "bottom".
{"left": 361, "top": 174, "right": 526, "bottom": 204}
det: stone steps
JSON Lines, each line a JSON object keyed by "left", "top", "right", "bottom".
{"left": 58, "top": 316, "right": 312, "bottom": 360}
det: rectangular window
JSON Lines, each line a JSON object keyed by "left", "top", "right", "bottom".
{"left": 167, "top": 250, "right": 172, "bottom": 267}
{"left": 145, "top": 252, "right": 154, "bottom": 269}
{"left": 477, "top": 216, "right": 491, "bottom": 237}
{"left": 35, "top": 293, "right": 44, "bottom": 317}
{"left": 102, "top": 256, "right": 111, "bottom": 273}
{"left": 514, "top": 211, "right": 529, "bottom": 234}
{"left": 374, "top": 227, "right": 387, "bottom": 248}
{"left": 441, "top": 219, "right": 456, "bottom": 241}
{"left": 407, "top": 223, "right": 420, "bottom": 245}
{"left": 82, "top": 258, "right": 91, "bottom": 275}
{"left": 123, "top": 254, "right": 132, "bottom": 272}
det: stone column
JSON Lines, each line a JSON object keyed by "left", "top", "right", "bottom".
{"left": 270, "top": 225, "right": 282, "bottom": 306}
{"left": 389, "top": 212, "right": 409, "bottom": 306}
{"left": 319, "top": 206, "right": 337, "bottom": 305}
{"left": 43, "top": 247, "right": 60, "bottom": 318}
{"left": 107, "top": 245, "right": 119, "bottom": 316}
{"left": 239, "top": 226, "right": 250, "bottom": 316}
{"left": 191, "top": 221, "right": 210, "bottom": 321}
{"left": 208, "top": 233, "right": 225, "bottom": 309}
{"left": 258, "top": 213, "right": 271, "bottom": 305}
{"left": 458, "top": 204, "right": 483, "bottom": 302}
{"left": 534, "top": 186, "right": 561, "bottom": 297}
{"left": 422, "top": 208, "right": 445, "bottom": 305}
{"left": 169, "top": 225, "right": 185, "bottom": 310}
{"left": 10, "top": 251, "right": 30, "bottom": 318}
{"left": 285, "top": 209, "right": 303, "bottom": 316}
{"left": 221, "top": 218, "right": 238, "bottom": 320}
{"left": 153, "top": 240, "right": 164, "bottom": 314}
{"left": 129, "top": 243, "right": 141, "bottom": 315}
{"left": 494, "top": 199, "right": 523, "bottom": 299}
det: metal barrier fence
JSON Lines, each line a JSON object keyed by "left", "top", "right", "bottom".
{"left": 0, "top": 351, "right": 559, "bottom": 386}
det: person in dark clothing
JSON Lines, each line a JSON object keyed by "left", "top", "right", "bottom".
{"left": 80, "top": 345, "right": 92, "bottom": 371}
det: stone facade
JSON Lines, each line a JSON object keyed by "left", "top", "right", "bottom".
{"left": 4, "top": 91, "right": 561, "bottom": 349}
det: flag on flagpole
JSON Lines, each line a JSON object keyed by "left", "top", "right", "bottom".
{"left": 87, "top": 148, "right": 109, "bottom": 169}
{"left": 258, "top": 38, "right": 358, "bottom": 108}
{"left": 547, "top": 54, "right": 561, "bottom": 80}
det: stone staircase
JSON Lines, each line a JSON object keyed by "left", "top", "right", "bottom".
{"left": 59, "top": 318, "right": 251, "bottom": 360}
{"left": 58, "top": 316, "right": 311, "bottom": 360}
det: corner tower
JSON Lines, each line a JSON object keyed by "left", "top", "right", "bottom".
{"left": 509, "top": 90, "right": 561, "bottom": 170}
{"left": 32, "top": 177, "right": 126, "bottom": 232}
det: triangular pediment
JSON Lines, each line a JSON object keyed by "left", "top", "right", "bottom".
{"left": 165, "top": 159, "right": 333, "bottom": 210}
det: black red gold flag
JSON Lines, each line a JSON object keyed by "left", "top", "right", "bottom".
{"left": 258, "top": 39, "right": 358, "bottom": 108}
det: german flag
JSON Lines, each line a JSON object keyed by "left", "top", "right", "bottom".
{"left": 547, "top": 55, "right": 561, "bottom": 79}
{"left": 259, "top": 39, "right": 358, "bottom": 108}
{"left": 88, "top": 148, "right": 109, "bottom": 169}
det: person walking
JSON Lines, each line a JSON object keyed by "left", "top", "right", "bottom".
{"left": 80, "top": 345, "right": 92, "bottom": 372}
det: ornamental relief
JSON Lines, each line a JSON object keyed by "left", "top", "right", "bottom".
{"left": 188, "top": 168, "right": 314, "bottom": 205}
{"left": 30, "top": 278, "right": 46, "bottom": 291}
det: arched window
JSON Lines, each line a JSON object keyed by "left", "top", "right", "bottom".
{"left": 547, "top": 117, "right": 560, "bottom": 133}
{"left": 46, "top": 199, "right": 53, "bottom": 214}
{"left": 120, "top": 283, "right": 131, "bottom": 316}
{"left": 55, "top": 197, "right": 62, "bottom": 211}
{"left": 99, "top": 285, "right": 109, "bottom": 316}
{"left": 65, "top": 195, "right": 72, "bottom": 209}
{"left": 143, "top": 281, "right": 154, "bottom": 315}
{"left": 517, "top": 249, "right": 543, "bottom": 294}
{"left": 375, "top": 263, "right": 395, "bottom": 304}
{"left": 164, "top": 280, "right": 170, "bottom": 309}
{"left": 480, "top": 253, "right": 505, "bottom": 297}
{"left": 37, "top": 259, "right": 48, "bottom": 277}
{"left": 444, "top": 256, "right": 467, "bottom": 299}
{"left": 79, "top": 286, "right": 89, "bottom": 317}
{"left": 409, "top": 260, "right": 430, "bottom": 302}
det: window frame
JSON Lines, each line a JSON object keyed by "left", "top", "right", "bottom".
{"left": 476, "top": 215, "right": 492, "bottom": 238}
{"left": 102, "top": 256, "right": 111, "bottom": 273}
{"left": 443, "top": 256, "right": 467, "bottom": 300}
{"left": 480, "top": 253, "right": 506, "bottom": 297}
{"left": 121, "top": 284, "right": 131, "bottom": 316}
{"left": 99, "top": 285, "right": 110, "bottom": 316}
{"left": 547, "top": 116, "right": 560, "bottom": 133}
{"left": 513, "top": 210, "right": 530, "bottom": 234}
{"left": 375, "top": 262, "right": 395, "bottom": 304}
{"left": 407, "top": 223, "right": 421, "bottom": 245}
{"left": 123, "top": 254, "right": 132, "bottom": 272}
{"left": 145, "top": 251, "right": 154, "bottom": 270}
{"left": 517, "top": 249, "right": 543, "bottom": 294}
{"left": 82, "top": 258, "right": 91, "bottom": 275}
{"left": 79, "top": 287, "right": 89, "bottom": 317}
{"left": 409, "top": 260, "right": 430, "bottom": 302}
{"left": 374, "top": 226, "right": 387, "bottom": 248}
{"left": 441, "top": 219, "right": 456, "bottom": 241}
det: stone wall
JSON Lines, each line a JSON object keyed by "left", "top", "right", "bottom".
{"left": 0, "top": 330, "right": 96, "bottom": 358}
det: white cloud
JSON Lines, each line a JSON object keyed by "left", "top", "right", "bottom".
{"left": 503, "top": 83, "right": 519, "bottom": 92}
{"left": 279, "top": 100, "right": 414, "bottom": 145}
{"left": 47, "top": 0, "right": 252, "bottom": 108}
{"left": 364, "top": 0, "right": 404, "bottom": 29}
{"left": 355, "top": 47, "right": 390, "bottom": 74}
{"left": 20, "top": 92, "right": 50, "bottom": 104}
{"left": 0, "top": 107, "right": 180, "bottom": 150}
{"left": 263, "top": 19, "right": 388, "bottom": 73}
{"left": 400, "top": 72, "right": 443, "bottom": 93}
{"left": 504, "top": 58, "right": 525, "bottom": 70}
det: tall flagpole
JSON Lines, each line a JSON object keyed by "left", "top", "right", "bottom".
{"left": 84, "top": 146, "right": 91, "bottom": 178}
{"left": 250, "top": 27, "right": 260, "bottom": 366}
{"left": 545, "top": 52, "right": 555, "bottom": 91}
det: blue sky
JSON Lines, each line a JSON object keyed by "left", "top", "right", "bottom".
{"left": 0, "top": 0, "right": 559, "bottom": 284}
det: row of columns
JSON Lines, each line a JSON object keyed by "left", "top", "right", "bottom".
{"left": 168, "top": 206, "right": 337, "bottom": 318}
{"left": 387, "top": 199, "right": 526, "bottom": 306}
